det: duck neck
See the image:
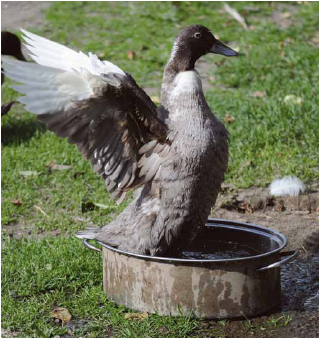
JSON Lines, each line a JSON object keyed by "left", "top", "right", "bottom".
{"left": 165, "top": 41, "right": 197, "bottom": 74}
{"left": 160, "top": 45, "right": 204, "bottom": 112}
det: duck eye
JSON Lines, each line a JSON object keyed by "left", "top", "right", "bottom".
{"left": 194, "top": 32, "right": 202, "bottom": 39}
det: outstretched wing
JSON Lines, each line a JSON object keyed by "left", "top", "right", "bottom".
{"left": 2, "top": 29, "right": 170, "bottom": 203}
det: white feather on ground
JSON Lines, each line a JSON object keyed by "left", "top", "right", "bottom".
{"left": 269, "top": 176, "right": 305, "bottom": 197}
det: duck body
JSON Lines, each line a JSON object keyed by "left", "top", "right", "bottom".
{"left": 156, "top": 70, "right": 229, "bottom": 255}
{"left": 93, "top": 69, "right": 228, "bottom": 255}
{"left": 2, "top": 25, "right": 236, "bottom": 256}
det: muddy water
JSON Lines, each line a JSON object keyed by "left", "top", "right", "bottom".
{"left": 181, "top": 240, "right": 261, "bottom": 260}
{"left": 281, "top": 253, "right": 319, "bottom": 311}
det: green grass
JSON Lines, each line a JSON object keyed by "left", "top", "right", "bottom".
{"left": 1, "top": 235, "right": 198, "bottom": 338}
{"left": 1, "top": 1, "right": 319, "bottom": 337}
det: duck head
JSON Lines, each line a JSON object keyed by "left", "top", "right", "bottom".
{"left": 168, "top": 25, "right": 237, "bottom": 72}
{"left": 1, "top": 31, "right": 26, "bottom": 61}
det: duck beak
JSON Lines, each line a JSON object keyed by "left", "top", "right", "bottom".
{"left": 210, "top": 39, "right": 238, "bottom": 57}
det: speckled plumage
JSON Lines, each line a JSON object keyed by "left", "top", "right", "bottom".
{"left": 2, "top": 25, "right": 237, "bottom": 256}
{"left": 80, "top": 26, "right": 232, "bottom": 256}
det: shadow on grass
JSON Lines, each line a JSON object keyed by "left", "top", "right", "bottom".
{"left": 1, "top": 115, "right": 47, "bottom": 145}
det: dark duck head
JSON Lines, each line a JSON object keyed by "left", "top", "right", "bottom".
{"left": 160, "top": 25, "right": 237, "bottom": 117}
{"left": 1, "top": 31, "right": 26, "bottom": 115}
{"left": 2, "top": 31, "right": 26, "bottom": 86}
{"left": 166, "top": 25, "right": 237, "bottom": 73}
{"left": 1, "top": 31, "right": 26, "bottom": 62}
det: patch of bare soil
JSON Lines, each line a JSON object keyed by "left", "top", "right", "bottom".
{"left": 4, "top": 221, "right": 62, "bottom": 239}
{"left": 271, "top": 2, "right": 298, "bottom": 30}
{"left": 195, "top": 310, "right": 318, "bottom": 338}
{"left": 1, "top": 328, "right": 21, "bottom": 338}
{"left": 1, "top": 1, "right": 51, "bottom": 30}
{"left": 213, "top": 181, "right": 318, "bottom": 251}
{"left": 247, "top": 1, "right": 299, "bottom": 30}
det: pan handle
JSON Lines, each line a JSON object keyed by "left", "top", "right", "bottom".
{"left": 83, "top": 239, "right": 102, "bottom": 253}
{"left": 256, "top": 250, "right": 298, "bottom": 272}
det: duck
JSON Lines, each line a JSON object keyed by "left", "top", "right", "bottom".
{"left": 2, "top": 31, "right": 26, "bottom": 84}
{"left": 2, "top": 25, "right": 237, "bottom": 256}
{"left": 1, "top": 31, "right": 27, "bottom": 116}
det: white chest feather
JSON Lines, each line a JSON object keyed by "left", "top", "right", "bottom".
{"left": 171, "top": 70, "right": 203, "bottom": 98}
{"left": 141, "top": 198, "right": 160, "bottom": 216}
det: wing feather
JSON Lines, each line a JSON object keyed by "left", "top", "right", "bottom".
{"left": 2, "top": 30, "right": 172, "bottom": 202}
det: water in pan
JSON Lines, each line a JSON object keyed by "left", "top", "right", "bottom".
{"left": 181, "top": 240, "right": 262, "bottom": 260}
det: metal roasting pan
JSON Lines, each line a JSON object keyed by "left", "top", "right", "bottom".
{"left": 84, "top": 218, "right": 297, "bottom": 319}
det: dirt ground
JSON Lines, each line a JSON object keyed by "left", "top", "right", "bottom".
{"left": 1, "top": 1, "right": 51, "bottom": 30}
{"left": 1, "top": 2, "right": 319, "bottom": 338}
{"left": 213, "top": 181, "right": 319, "bottom": 253}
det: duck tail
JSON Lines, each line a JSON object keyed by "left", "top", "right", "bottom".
{"left": 75, "top": 227, "right": 100, "bottom": 240}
